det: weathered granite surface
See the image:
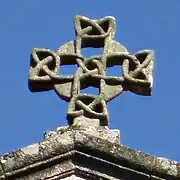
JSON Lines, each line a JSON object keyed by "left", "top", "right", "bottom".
{"left": 0, "top": 126, "right": 179, "bottom": 179}
{"left": 29, "top": 15, "right": 154, "bottom": 127}
{"left": 2, "top": 15, "right": 177, "bottom": 179}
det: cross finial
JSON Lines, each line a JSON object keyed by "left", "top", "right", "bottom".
{"left": 29, "top": 15, "right": 154, "bottom": 127}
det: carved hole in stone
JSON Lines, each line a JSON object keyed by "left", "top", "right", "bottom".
{"left": 81, "top": 86, "right": 99, "bottom": 95}
{"left": 135, "top": 52, "right": 148, "bottom": 64}
{"left": 80, "top": 20, "right": 100, "bottom": 35}
{"left": 75, "top": 97, "right": 93, "bottom": 111}
{"left": 60, "top": 55, "right": 77, "bottom": 65}
{"left": 80, "top": 76, "right": 100, "bottom": 90}
{"left": 36, "top": 51, "right": 51, "bottom": 60}
{"left": 75, "top": 96, "right": 103, "bottom": 114}
{"left": 99, "top": 20, "right": 109, "bottom": 33}
{"left": 39, "top": 53, "right": 56, "bottom": 69}
{"left": 38, "top": 69, "right": 47, "bottom": 77}
{"left": 81, "top": 47, "right": 103, "bottom": 58}
{"left": 106, "top": 65, "right": 123, "bottom": 77}
{"left": 136, "top": 72, "right": 146, "bottom": 80}
{"left": 59, "top": 64, "right": 77, "bottom": 76}
{"left": 31, "top": 52, "right": 56, "bottom": 70}
{"left": 84, "top": 103, "right": 103, "bottom": 116}
{"left": 59, "top": 55, "right": 78, "bottom": 76}
{"left": 95, "top": 103, "right": 103, "bottom": 113}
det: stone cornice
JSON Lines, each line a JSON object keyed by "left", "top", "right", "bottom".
{"left": 0, "top": 127, "right": 179, "bottom": 179}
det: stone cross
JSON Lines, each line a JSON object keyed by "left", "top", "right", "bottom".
{"left": 29, "top": 15, "right": 154, "bottom": 127}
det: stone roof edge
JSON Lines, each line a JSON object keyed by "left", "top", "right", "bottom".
{"left": 0, "top": 127, "right": 179, "bottom": 179}
{"left": 74, "top": 130, "right": 180, "bottom": 179}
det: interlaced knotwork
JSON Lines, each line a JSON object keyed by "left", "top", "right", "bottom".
{"left": 29, "top": 15, "right": 154, "bottom": 126}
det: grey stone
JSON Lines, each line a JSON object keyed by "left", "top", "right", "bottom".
{"left": 150, "top": 175, "right": 166, "bottom": 180}
{"left": 74, "top": 126, "right": 120, "bottom": 144}
{"left": 60, "top": 175, "right": 85, "bottom": 180}
{"left": 0, "top": 176, "right": 5, "bottom": 180}
{"left": 5, "top": 14, "right": 177, "bottom": 179}
{"left": 152, "top": 157, "right": 179, "bottom": 179}
{"left": 0, "top": 127, "right": 179, "bottom": 179}
{"left": 16, "top": 160, "right": 75, "bottom": 180}
{"left": 0, "top": 130, "right": 74, "bottom": 176}
{"left": 28, "top": 15, "right": 154, "bottom": 127}
{"left": 0, "top": 163, "right": 5, "bottom": 180}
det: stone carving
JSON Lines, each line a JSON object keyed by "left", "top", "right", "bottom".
{"left": 29, "top": 15, "right": 154, "bottom": 126}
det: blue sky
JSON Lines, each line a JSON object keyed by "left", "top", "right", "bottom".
{"left": 0, "top": 1, "right": 180, "bottom": 162}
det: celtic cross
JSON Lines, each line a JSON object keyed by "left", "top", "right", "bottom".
{"left": 29, "top": 15, "right": 154, "bottom": 127}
